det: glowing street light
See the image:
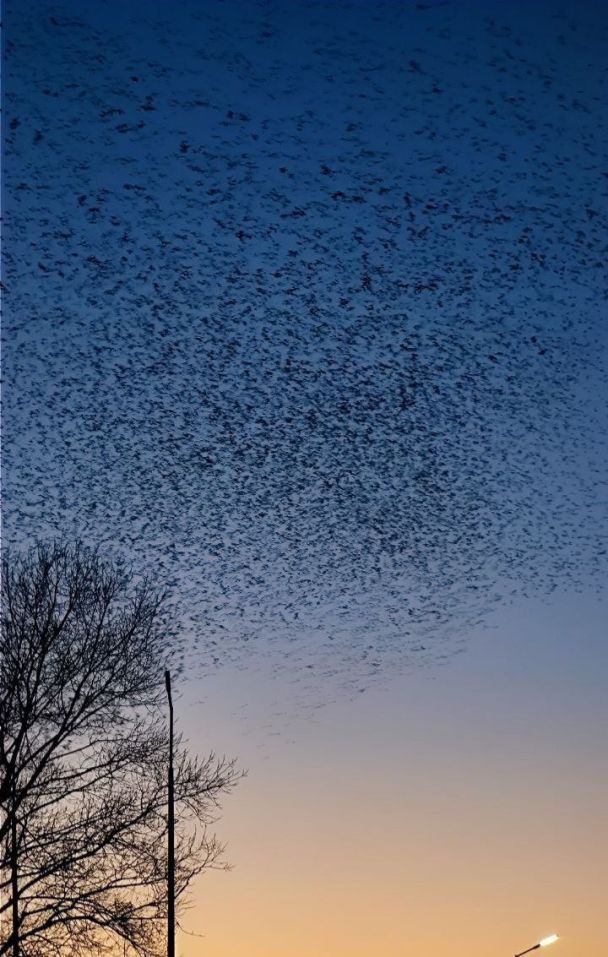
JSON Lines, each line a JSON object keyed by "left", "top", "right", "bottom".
{"left": 515, "top": 934, "right": 559, "bottom": 957}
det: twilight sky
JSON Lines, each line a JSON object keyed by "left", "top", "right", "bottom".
{"left": 3, "top": 0, "right": 607, "bottom": 954}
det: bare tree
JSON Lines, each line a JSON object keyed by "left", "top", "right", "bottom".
{"left": 0, "top": 542, "right": 241, "bottom": 957}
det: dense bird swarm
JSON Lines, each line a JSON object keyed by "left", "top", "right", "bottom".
{"left": 3, "top": 0, "right": 607, "bottom": 692}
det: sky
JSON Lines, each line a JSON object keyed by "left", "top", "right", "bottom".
{"left": 3, "top": 0, "right": 607, "bottom": 955}
{"left": 185, "top": 590, "right": 607, "bottom": 957}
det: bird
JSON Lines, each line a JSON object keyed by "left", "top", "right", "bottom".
{"left": 3, "top": 0, "right": 607, "bottom": 708}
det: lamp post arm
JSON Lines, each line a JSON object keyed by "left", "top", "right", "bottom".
{"left": 515, "top": 945, "right": 541, "bottom": 957}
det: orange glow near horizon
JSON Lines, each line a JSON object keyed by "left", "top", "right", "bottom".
{"left": 174, "top": 597, "right": 608, "bottom": 957}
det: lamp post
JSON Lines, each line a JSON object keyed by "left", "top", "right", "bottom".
{"left": 165, "top": 670, "right": 175, "bottom": 957}
{"left": 9, "top": 765, "right": 19, "bottom": 957}
{"left": 515, "top": 934, "right": 559, "bottom": 957}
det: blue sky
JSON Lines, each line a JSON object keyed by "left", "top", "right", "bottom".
{"left": 4, "top": 0, "right": 607, "bottom": 694}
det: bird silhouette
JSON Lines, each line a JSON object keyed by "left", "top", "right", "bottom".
{"left": 3, "top": 0, "right": 607, "bottom": 704}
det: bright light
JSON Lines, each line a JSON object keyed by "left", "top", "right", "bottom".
{"left": 540, "top": 935, "right": 559, "bottom": 948}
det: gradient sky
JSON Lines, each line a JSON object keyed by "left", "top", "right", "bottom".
{"left": 183, "top": 589, "right": 607, "bottom": 957}
{"left": 4, "top": 0, "right": 607, "bottom": 954}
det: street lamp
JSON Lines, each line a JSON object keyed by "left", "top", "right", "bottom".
{"left": 165, "top": 670, "right": 175, "bottom": 957}
{"left": 515, "top": 934, "right": 559, "bottom": 957}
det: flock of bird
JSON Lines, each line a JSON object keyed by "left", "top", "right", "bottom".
{"left": 3, "top": 0, "right": 607, "bottom": 695}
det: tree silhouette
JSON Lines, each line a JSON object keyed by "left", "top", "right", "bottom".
{"left": 0, "top": 542, "right": 241, "bottom": 957}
